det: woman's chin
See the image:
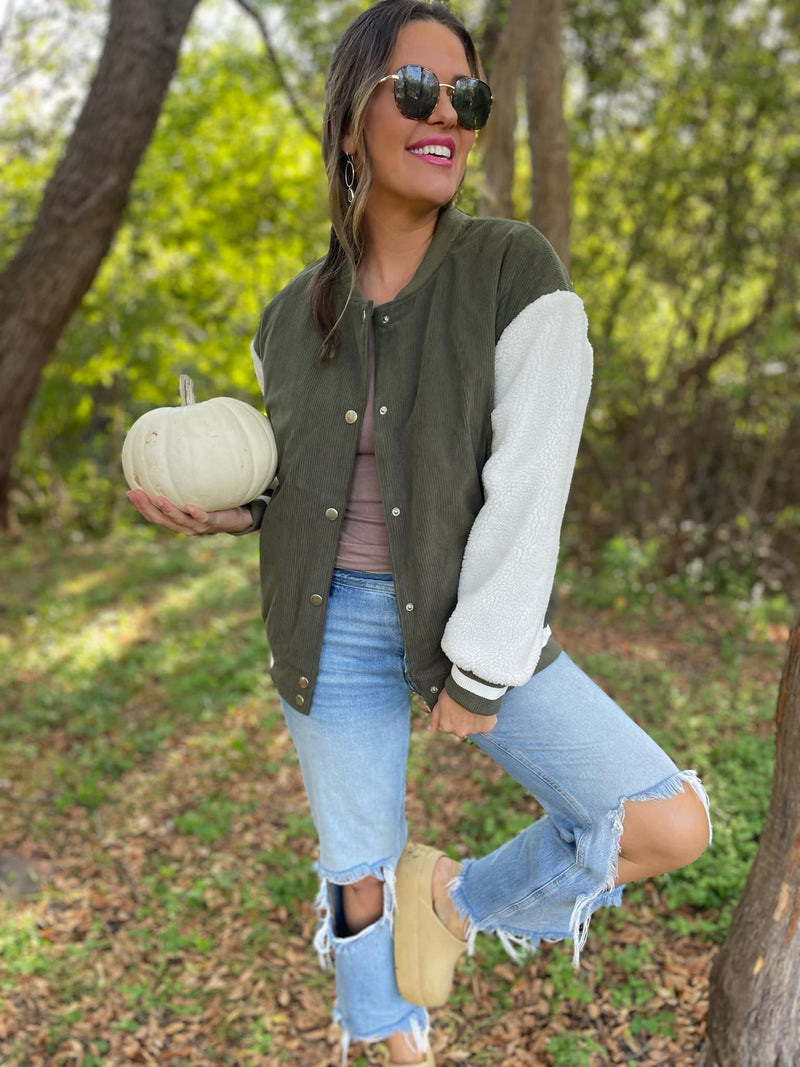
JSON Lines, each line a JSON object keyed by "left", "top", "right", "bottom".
{"left": 400, "top": 177, "right": 463, "bottom": 213}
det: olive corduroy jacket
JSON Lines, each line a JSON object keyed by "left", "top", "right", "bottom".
{"left": 244, "top": 207, "right": 593, "bottom": 717}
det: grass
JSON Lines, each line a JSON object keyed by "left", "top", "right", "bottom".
{"left": 0, "top": 522, "right": 791, "bottom": 1066}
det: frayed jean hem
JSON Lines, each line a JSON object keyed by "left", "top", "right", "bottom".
{"left": 449, "top": 768, "right": 711, "bottom": 969}
{"left": 312, "top": 860, "right": 428, "bottom": 1065}
{"left": 332, "top": 1006, "right": 430, "bottom": 1067}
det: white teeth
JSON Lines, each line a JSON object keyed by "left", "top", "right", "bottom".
{"left": 409, "top": 144, "right": 452, "bottom": 158}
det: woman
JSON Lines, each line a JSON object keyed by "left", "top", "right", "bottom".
{"left": 128, "top": 2, "right": 711, "bottom": 1064}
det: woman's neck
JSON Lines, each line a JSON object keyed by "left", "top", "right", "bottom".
{"left": 358, "top": 204, "right": 441, "bottom": 304}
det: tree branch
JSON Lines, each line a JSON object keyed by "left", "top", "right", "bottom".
{"left": 670, "top": 266, "right": 786, "bottom": 398}
{"left": 229, "top": 0, "right": 320, "bottom": 144}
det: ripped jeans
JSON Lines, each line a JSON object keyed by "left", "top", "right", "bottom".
{"left": 280, "top": 569, "right": 711, "bottom": 1059}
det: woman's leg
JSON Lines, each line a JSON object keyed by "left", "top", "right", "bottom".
{"left": 280, "top": 570, "right": 428, "bottom": 1064}
{"left": 444, "top": 652, "right": 711, "bottom": 963}
{"left": 615, "top": 782, "right": 710, "bottom": 884}
{"left": 432, "top": 783, "right": 709, "bottom": 941}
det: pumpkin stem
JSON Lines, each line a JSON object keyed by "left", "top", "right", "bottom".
{"left": 179, "top": 374, "right": 196, "bottom": 407}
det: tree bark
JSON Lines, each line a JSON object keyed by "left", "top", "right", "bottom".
{"left": 704, "top": 621, "right": 800, "bottom": 1066}
{"left": 477, "top": 0, "right": 536, "bottom": 219}
{"left": 0, "top": 0, "right": 200, "bottom": 530}
{"left": 526, "top": 0, "right": 571, "bottom": 269}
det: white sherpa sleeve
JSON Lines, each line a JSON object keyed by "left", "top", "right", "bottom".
{"left": 441, "top": 289, "right": 593, "bottom": 703}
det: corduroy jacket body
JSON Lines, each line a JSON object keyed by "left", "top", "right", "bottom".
{"left": 248, "top": 207, "right": 591, "bottom": 717}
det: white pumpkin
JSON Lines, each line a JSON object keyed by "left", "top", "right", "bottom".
{"left": 122, "top": 375, "right": 278, "bottom": 511}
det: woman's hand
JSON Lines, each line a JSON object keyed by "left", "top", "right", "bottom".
{"left": 429, "top": 688, "right": 497, "bottom": 741}
{"left": 126, "top": 489, "right": 253, "bottom": 536}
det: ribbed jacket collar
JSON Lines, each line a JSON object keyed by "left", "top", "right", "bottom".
{"left": 335, "top": 205, "right": 466, "bottom": 314}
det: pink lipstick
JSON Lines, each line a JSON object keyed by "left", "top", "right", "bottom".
{"left": 406, "top": 136, "right": 456, "bottom": 167}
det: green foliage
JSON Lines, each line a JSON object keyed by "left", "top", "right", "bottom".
{"left": 559, "top": 531, "right": 796, "bottom": 625}
{"left": 0, "top": 527, "right": 271, "bottom": 811}
{"left": 659, "top": 728, "right": 773, "bottom": 930}
{"left": 560, "top": 535, "right": 663, "bottom": 611}
{"left": 0, "top": 911, "right": 51, "bottom": 979}
{"left": 0, "top": 140, "right": 60, "bottom": 268}
{"left": 546, "top": 1029, "right": 608, "bottom": 1066}
{"left": 565, "top": 0, "right": 799, "bottom": 588}
{"left": 14, "top": 39, "right": 329, "bottom": 532}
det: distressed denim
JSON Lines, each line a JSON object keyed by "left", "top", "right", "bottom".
{"left": 280, "top": 569, "right": 711, "bottom": 1060}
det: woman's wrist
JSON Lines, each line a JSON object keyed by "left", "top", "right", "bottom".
{"left": 235, "top": 504, "right": 253, "bottom": 532}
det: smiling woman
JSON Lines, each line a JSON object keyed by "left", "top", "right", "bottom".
{"left": 127, "top": 2, "right": 712, "bottom": 1065}
{"left": 343, "top": 19, "right": 477, "bottom": 243}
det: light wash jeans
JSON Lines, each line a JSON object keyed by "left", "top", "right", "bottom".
{"left": 280, "top": 569, "right": 710, "bottom": 1060}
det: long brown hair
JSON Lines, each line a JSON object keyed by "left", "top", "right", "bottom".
{"left": 310, "top": 0, "right": 484, "bottom": 362}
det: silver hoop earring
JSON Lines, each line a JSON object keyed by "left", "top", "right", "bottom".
{"left": 344, "top": 154, "right": 356, "bottom": 203}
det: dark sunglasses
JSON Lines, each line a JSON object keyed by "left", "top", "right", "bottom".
{"left": 377, "top": 64, "right": 492, "bottom": 131}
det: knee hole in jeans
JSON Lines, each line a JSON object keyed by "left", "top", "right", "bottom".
{"left": 619, "top": 785, "right": 710, "bottom": 872}
{"left": 341, "top": 876, "right": 384, "bottom": 936}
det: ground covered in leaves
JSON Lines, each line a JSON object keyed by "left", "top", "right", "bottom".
{"left": 0, "top": 529, "right": 790, "bottom": 1066}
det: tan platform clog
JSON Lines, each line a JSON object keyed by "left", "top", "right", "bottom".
{"left": 393, "top": 842, "right": 467, "bottom": 1007}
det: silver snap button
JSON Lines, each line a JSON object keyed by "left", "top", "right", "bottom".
{"left": 379, "top": 405, "right": 388, "bottom": 415}
{"left": 391, "top": 507, "right": 400, "bottom": 517}
{"left": 405, "top": 603, "right": 414, "bottom": 612}
{"left": 310, "top": 593, "right": 323, "bottom": 606}
{"left": 381, "top": 314, "right": 390, "bottom": 324}
{"left": 325, "top": 507, "right": 339, "bottom": 521}
{"left": 295, "top": 694, "right": 305, "bottom": 707}
{"left": 298, "top": 676, "right": 309, "bottom": 688}
{"left": 430, "top": 685, "right": 439, "bottom": 694}
{"left": 345, "top": 409, "right": 358, "bottom": 424}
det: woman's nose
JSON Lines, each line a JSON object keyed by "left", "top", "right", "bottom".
{"left": 427, "top": 86, "right": 458, "bottom": 127}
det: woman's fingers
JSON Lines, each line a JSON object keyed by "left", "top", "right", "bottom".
{"left": 127, "top": 491, "right": 253, "bottom": 535}
{"left": 461, "top": 713, "right": 497, "bottom": 735}
{"left": 127, "top": 491, "right": 213, "bottom": 535}
{"left": 127, "top": 490, "right": 184, "bottom": 533}
{"left": 441, "top": 710, "right": 496, "bottom": 737}
{"left": 430, "top": 690, "right": 497, "bottom": 738}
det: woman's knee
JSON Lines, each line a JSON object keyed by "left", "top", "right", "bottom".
{"left": 341, "top": 875, "right": 384, "bottom": 934}
{"left": 620, "top": 783, "right": 710, "bottom": 873}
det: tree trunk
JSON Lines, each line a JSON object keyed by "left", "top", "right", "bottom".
{"left": 0, "top": 0, "right": 200, "bottom": 530}
{"left": 478, "top": 0, "right": 536, "bottom": 219}
{"left": 704, "top": 621, "right": 800, "bottom": 1066}
{"left": 526, "top": 0, "right": 571, "bottom": 269}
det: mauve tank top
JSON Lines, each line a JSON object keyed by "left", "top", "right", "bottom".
{"left": 334, "top": 328, "right": 392, "bottom": 573}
